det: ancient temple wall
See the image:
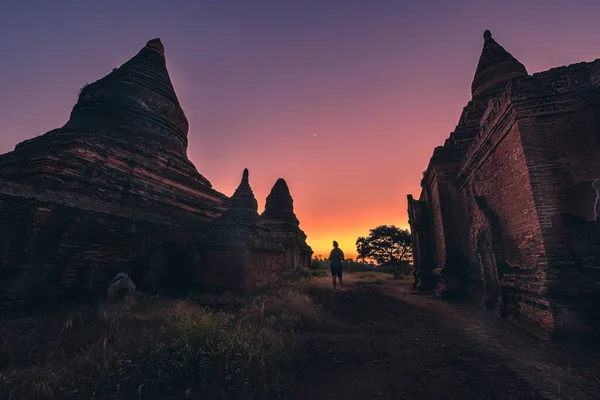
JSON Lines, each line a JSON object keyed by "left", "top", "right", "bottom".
{"left": 438, "top": 180, "right": 478, "bottom": 295}
{"left": 512, "top": 64, "right": 600, "bottom": 340}
{"left": 246, "top": 250, "right": 285, "bottom": 289}
{"left": 459, "top": 97, "right": 550, "bottom": 335}
{"left": 282, "top": 249, "right": 311, "bottom": 273}
{"left": 0, "top": 39, "right": 313, "bottom": 310}
{"left": 196, "top": 249, "right": 246, "bottom": 293}
{"left": 431, "top": 177, "right": 471, "bottom": 298}
{"left": 406, "top": 32, "right": 599, "bottom": 341}
{"left": 408, "top": 192, "right": 439, "bottom": 291}
{"left": 408, "top": 200, "right": 436, "bottom": 291}
{"left": 407, "top": 196, "right": 425, "bottom": 287}
{"left": 419, "top": 152, "right": 475, "bottom": 297}
{"left": 515, "top": 66, "right": 600, "bottom": 249}
{"left": 460, "top": 183, "right": 500, "bottom": 308}
{"left": 427, "top": 178, "right": 447, "bottom": 272}
{"left": 409, "top": 186, "right": 440, "bottom": 292}
{"left": 0, "top": 180, "right": 204, "bottom": 311}
{"left": 0, "top": 136, "right": 227, "bottom": 220}
{"left": 199, "top": 248, "right": 283, "bottom": 293}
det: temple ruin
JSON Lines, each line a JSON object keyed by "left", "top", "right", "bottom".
{"left": 408, "top": 30, "right": 600, "bottom": 342}
{"left": 0, "top": 39, "right": 312, "bottom": 308}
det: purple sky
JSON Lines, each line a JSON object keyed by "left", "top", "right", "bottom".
{"left": 1, "top": 0, "right": 598, "bottom": 255}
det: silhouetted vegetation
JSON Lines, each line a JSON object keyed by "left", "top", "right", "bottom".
{"left": 0, "top": 279, "right": 332, "bottom": 400}
{"left": 356, "top": 225, "right": 413, "bottom": 279}
{"left": 2, "top": 272, "right": 596, "bottom": 399}
{"left": 310, "top": 257, "right": 379, "bottom": 273}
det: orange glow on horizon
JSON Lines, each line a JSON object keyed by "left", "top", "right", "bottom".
{"left": 1, "top": 2, "right": 599, "bottom": 265}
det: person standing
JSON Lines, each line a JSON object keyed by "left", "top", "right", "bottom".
{"left": 329, "top": 241, "right": 345, "bottom": 290}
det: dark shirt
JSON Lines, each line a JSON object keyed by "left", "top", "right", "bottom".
{"left": 329, "top": 247, "right": 344, "bottom": 266}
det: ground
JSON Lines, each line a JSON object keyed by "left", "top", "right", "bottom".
{"left": 292, "top": 273, "right": 600, "bottom": 400}
{"left": 1, "top": 272, "right": 599, "bottom": 399}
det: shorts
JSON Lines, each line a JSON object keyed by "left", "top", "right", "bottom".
{"left": 330, "top": 263, "right": 343, "bottom": 278}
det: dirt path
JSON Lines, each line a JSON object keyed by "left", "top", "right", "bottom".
{"left": 292, "top": 277, "right": 600, "bottom": 400}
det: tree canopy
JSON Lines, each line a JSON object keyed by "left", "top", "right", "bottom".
{"left": 355, "top": 225, "right": 412, "bottom": 277}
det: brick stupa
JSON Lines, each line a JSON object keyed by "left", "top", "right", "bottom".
{"left": 471, "top": 30, "right": 528, "bottom": 97}
{"left": 0, "top": 39, "right": 313, "bottom": 306}
{"left": 0, "top": 38, "right": 226, "bottom": 221}
{"left": 262, "top": 178, "right": 300, "bottom": 227}
{"left": 199, "top": 169, "right": 287, "bottom": 292}
{"left": 261, "top": 178, "right": 313, "bottom": 276}
{"left": 408, "top": 30, "right": 600, "bottom": 343}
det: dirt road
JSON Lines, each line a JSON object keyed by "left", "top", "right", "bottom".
{"left": 293, "top": 276, "right": 600, "bottom": 400}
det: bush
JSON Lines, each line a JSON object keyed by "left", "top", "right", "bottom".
{"left": 0, "top": 299, "right": 293, "bottom": 399}
{"left": 310, "top": 258, "right": 324, "bottom": 269}
{"left": 293, "top": 266, "right": 311, "bottom": 279}
{"left": 310, "top": 269, "right": 329, "bottom": 278}
{"left": 239, "top": 283, "right": 326, "bottom": 330}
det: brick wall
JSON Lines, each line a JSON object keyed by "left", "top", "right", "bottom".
{"left": 408, "top": 58, "right": 600, "bottom": 342}
{"left": 429, "top": 178, "right": 446, "bottom": 271}
{"left": 0, "top": 177, "right": 298, "bottom": 311}
{"left": 514, "top": 63, "right": 600, "bottom": 340}
{"left": 453, "top": 86, "right": 555, "bottom": 334}
{"left": 0, "top": 180, "right": 205, "bottom": 311}
{"left": 465, "top": 119, "right": 549, "bottom": 334}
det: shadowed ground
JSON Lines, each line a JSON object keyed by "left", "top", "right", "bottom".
{"left": 1, "top": 272, "right": 598, "bottom": 399}
{"left": 292, "top": 274, "right": 600, "bottom": 400}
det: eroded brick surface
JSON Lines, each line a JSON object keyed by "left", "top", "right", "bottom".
{"left": 408, "top": 31, "right": 600, "bottom": 342}
{"left": 0, "top": 39, "right": 312, "bottom": 310}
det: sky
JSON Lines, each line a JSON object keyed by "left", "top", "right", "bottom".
{"left": 1, "top": 0, "right": 599, "bottom": 257}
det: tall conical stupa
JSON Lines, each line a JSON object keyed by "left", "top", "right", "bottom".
{"left": 63, "top": 38, "right": 190, "bottom": 157}
{"left": 261, "top": 178, "right": 312, "bottom": 265}
{"left": 0, "top": 37, "right": 315, "bottom": 306}
{"left": 230, "top": 169, "right": 259, "bottom": 212}
{"left": 261, "top": 178, "right": 300, "bottom": 228}
{"left": 214, "top": 169, "right": 262, "bottom": 225}
{"left": 0, "top": 38, "right": 227, "bottom": 220}
{"left": 471, "top": 30, "right": 528, "bottom": 98}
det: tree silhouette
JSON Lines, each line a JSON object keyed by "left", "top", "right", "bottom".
{"left": 356, "top": 236, "right": 370, "bottom": 265}
{"left": 355, "top": 225, "right": 412, "bottom": 278}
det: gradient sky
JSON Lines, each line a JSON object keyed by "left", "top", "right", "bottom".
{"left": 1, "top": 0, "right": 599, "bottom": 257}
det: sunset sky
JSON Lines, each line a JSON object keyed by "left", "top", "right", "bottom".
{"left": 1, "top": 0, "right": 599, "bottom": 257}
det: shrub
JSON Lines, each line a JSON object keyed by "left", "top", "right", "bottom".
{"left": 310, "top": 269, "right": 329, "bottom": 278}
{"left": 0, "top": 300, "right": 292, "bottom": 399}
{"left": 293, "top": 266, "right": 311, "bottom": 279}
{"left": 310, "top": 258, "right": 323, "bottom": 269}
{"left": 239, "top": 283, "right": 326, "bottom": 331}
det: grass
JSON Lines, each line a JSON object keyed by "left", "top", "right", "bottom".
{"left": 2, "top": 272, "right": 594, "bottom": 400}
{"left": 0, "top": 280, "right": 331, "bottom": 400}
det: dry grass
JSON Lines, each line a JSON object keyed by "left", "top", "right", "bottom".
{"left": 4, "top": 272, "right": 593, "bottom": 400}
{"left": 239, "top": 281, "right": 332, "bottom": 331}
{"left": 306, "top": 271, "right": 394, "bottom": 289}
{"left": 0, "top": 281, "right": 331, "bottom": 400}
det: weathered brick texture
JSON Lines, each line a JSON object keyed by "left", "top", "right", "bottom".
{"left": 0, "top": 39, "right": 312, "bottom": 310}
{"left": 408, "top": 31, "right": 600, "bottom": 343}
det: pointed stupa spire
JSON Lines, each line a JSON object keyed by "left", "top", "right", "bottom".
{"left": 63, "top": 38, "right": 189, "bottom": 157}
{"left": 272, "top": 178, "right": 290, "bottom": 194}
{"left": 229, "top": 168, "right": 259, "bottom": 212}
{"left": 261, "top": 178, "right": 300, "bottom": 226}
{"left": 145, "top": 38, "right": 165, "bottom": 55}
{"left": 471, "top": 30, "right": 528, "bottom": 97}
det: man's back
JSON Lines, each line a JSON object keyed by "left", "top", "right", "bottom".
{"left": 329, "top": 247, "right": 344, "bottom": 265}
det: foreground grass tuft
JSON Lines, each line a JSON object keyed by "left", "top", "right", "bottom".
{"left": 0, "top": 282, "right": 329, "bottom": 400}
